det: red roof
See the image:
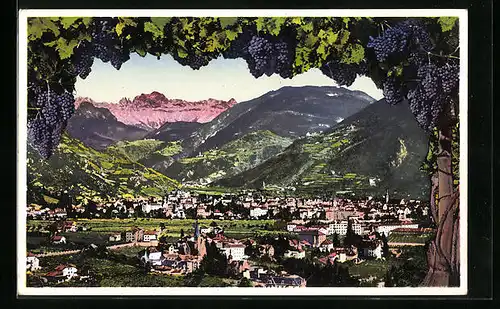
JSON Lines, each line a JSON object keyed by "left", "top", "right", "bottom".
{"left": 27, "top": 252, "right": 36, "bottom": 257}
{"left": 321, "top": 239, "right": 333, "bottom": 246}
{"left": 52, "top": 236, "right": 63, "bottom": 241}
{"left": 45, "top": 271, "right": 62, "bottom": 277}
{"left": 55, "top": 264, "right": 67, "bottom": 271}
{"left": 144, "top": 230, "right": 158, "bottom": 235}
{"left": 300, "top": 240, "right": 311, "bottom": 246}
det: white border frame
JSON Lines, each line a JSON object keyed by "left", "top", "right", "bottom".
{"left": 17, "top": 9, "right": 468, "bottom": 296}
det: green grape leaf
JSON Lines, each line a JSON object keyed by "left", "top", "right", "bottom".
{"left": 316, "top": 44, "right": 329, "bottom": 60}
{"left": 341, "top": 43, "right": 364, "bottom": 64}
{"left": 144, "top": 21, "right": 164, "bottom": 40}
{"left": 339, "top": 29, "right": 350, "bottom": 45}
{"left": 205, "top": 32, "right": 226, "bottom": 52}
{"left": 177, "top": 47, "right": 188, "bottom": 58}
{"left": 135, "top": 48, "right": 147, "bottom": 57}
{"left": 219, "top": 17, "right": 238, "bottom": 29}
{"left": 60, "top": 17, "right": 81, "bottom": 29}
{"left": 27, "top": 18, "right": 60, "bottom": 41}
{"left": 115, "top": 17, "right": 138, "bottom": 37}
{"left": 255, "top": 17, "right": 286, "bottom": 36}
{"left": 289, "top": 17, "right": 303, "bottom": 25}
{"left": 437, "top": 17, "right": 458, "bottom": 32}
{"left": 225, "top": 28, "right": 241, "bottom": 41}
{"left": 304, "top": 33, "right": 319, "bottom": 47}
{"left": 55, "top": 37, "right": 79, "bottom": 60}
{"left": 115, "top": 22, "right": 126, "bottom": 37}
{"left": 150, "top": 17, "right": 171, "bottom": 30}
{"left": 301, "top": 22, "right": 314, "bottom": 33}
{"left": 81, "top": 17, "right": 92, "bottom": 27}
{"left": 342, "top": 17, "right": 350, "bottom": 28}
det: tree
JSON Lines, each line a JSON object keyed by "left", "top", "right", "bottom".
{"left": 199, "top": 241, "right": 228, "bottom": 276}
{"left": 180, "top": 229, "right": 185, "bottom": 239}
{"left": 381, "top": 233, "right": 389, "bottom": 258}
{"left": 331, "top": 233, "right": 341, "bottom": 247}
{"left": 238, "top": 277, "right": 253, "bottom": 287}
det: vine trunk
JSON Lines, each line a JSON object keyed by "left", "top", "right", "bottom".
{"left": 421, "top": 123, "right": 460, "bottom": 287}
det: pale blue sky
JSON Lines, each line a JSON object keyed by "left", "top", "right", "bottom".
{"left": 74, "top": 53, "right": 383, "bottom": 103}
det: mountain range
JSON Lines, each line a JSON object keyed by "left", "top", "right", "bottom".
{"left": 66, "top": 101, "right": 148, "bottom": 150}
{"left": 215, "top": 98, "right": 430, "bottom": 199}
{"left": 30, "top": 85, "right": 431, "bottom": 201}
{"left": 74, "top": 92, "right": 237, "bottom": 131}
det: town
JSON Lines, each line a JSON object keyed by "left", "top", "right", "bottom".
{"left": 26, "top": 189, "right": 434, "bottom": 288}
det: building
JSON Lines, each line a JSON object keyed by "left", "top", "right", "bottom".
{"left": 26, "top": 253, "right": 41, "bottom": 271}
{"left": 109, "top": 233, "right": 121, "bottom": 242}
{"left": 319, "top": 239, "right": 334, "bottom": 253}
{"left": 328, "top": 220, "right": 363, "bottom": 236}
{"left": 51, "top": 235, "right": 66, "bottom": 244}
{"left": 45, "top": 264, "right": 78, "bottom": 283}
{"left": 283, "top": 249, "right": 305, "bottom": 259}
{"left": 125, "top": 227, "right": 144, "bottom": 242}
{"left": 221, "top": 243, "right": 246, "bottom": 261}
{"left": 250, "top": 206, "right": 268, "bottom": 218}
{"left": 297, "top": 229, "right": 327, "bottom": 247}
{"left": 358, "top": 240, "right": 383, "bottom": 260}
{"left": 143, "top": 230, "right": 158, "bottom": 242}
{"left": 375, "top": 223, "right": 419, "bottom": 236}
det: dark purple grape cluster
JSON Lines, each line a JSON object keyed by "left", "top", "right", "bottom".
{"left": 173, "top": 52, "right": 211, "bottom": 70}
{"left": 438, "top": 62, "right": 459, "bottom": 94}
{"left": 407, "top": 61, "right": 457, "bottom": 131}
{"left": 418, "top": 63, "right": 439, "bottom": 99}
{"left": 319, "top": 59, "right": 358, "bottom": 86}
{"left": 70, "top": 41, "right": 94, "bottom": 79}
{"left": 222, "top": 30, "right": 253, "bottom": 59}
{"left": 367, "top": 20, "right": 433, "bottom": 62}
{"left": 383, "top": 76, "right": 404, "bottom": 105}
{"left": 274, "top": 39, "right": 294, "bottom": 79}
{"left": 27, "top": 82, "right": 75, "bottom": 159}
{"left": 367, "top": 24, "right": 411, "bottom": 62}
{"left": 247, "top": 35, "right": 275, "bottom": 78}
{"left": 89, "top": 19, "right": 129, "bottom": 70}
{"left": 28, "top": 115, "right": 64, "bottom": 159}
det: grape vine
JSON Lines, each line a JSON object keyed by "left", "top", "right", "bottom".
{"left": 26, "top": 16, "right": 459, "bottom": 158}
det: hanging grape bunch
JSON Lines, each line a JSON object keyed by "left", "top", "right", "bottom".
{"left": 27, "top": 81, "right": 75, "bottom": 159}
{"left": 90, "top": 18, "right": 130, "bottom": 70}
{"left": 319, "top": 59, "right": 368, "bottom": 87}
{"left": 366, "top": 19, "right": 459, "bottom": 132}
{"left": 70, "top": 40, "right": 94, "bottom": 79}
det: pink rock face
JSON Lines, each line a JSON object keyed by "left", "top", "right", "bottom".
{"left": 74, "top": 91, "right": 237, "bottom": 130}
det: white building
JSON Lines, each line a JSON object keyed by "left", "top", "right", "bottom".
{"left": 328, "top": 220, "right": 363, "bottom": 236}
{"left": 221, "top": 243, "right": 246, "bottom": 261}
{"left": 200, "top": 226, "right": 212, "bottom": 234}
{"left": 250, "top": 207, "right": 268, "bottom": 218}
{"left": 26, "top": 254, "right": 41, "bottom": 271}
{"left": 360, "top": 242, "right": 383, "bottom": 260}
{"left": 142, "top": 203, "right": 164, "bottom": 213}
{"left": 109, "top": 233, "right": 121, "bottom": 242}
{"left": 376, "top": 223, "right": 419, "bottom": 236}
{"left": 62, "top": 265, "right": 78, "bottom": 280}
{"left": 143, "top": 231, "right": 158, "bottom": 242}
{"left": 283, "top": 250, "right": 305, "bottom": 259}
{"left": 286, "top": 224, "right": 297, "bottom": 232}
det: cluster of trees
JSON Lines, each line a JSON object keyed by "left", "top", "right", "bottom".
{"left": 384, "top": 246, "right": 428, "bottom": 287}
{"left": 282, "top": 258, "right": 358, "bottom": 287}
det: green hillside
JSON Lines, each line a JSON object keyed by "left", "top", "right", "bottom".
{"left": 163, "top": 130, "right": 294, "bottom": 185}
{"left": 215, "top": 99, "right": 430, "bottom": 199}
{"left": 27, "top": 133, "right": 180, "bottom": 205}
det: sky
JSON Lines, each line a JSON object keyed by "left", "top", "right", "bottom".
{"left": 74, "top": 53, "right": 383, "bottom": 103}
